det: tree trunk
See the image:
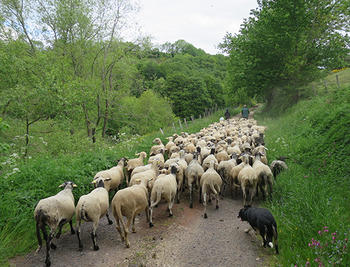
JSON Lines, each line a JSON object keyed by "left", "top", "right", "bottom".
{"left": 24, "top": 117, "right": 30, "bottom": 158}
{"left": 82, "top": 103, "right": 92, "bottom": 138}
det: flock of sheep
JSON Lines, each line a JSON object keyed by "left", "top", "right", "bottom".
{"left": 34, "top": 116, "right": 287, "bottom": 266}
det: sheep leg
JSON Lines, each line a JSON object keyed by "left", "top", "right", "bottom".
{"left": 242, "top": 186, "right": 247, "bottom": 207}
{"left": 76, "top": 220, "right": 83, "bottom": 251}
{"left": 168, "top": 196, "right": 175, "bottom": 217}
{"left": 249, "top": 187, "right": 256, "bottom": 206}
{"left": 176, "top": 184, "right": 181, "bottom": 204}
{"left": 45, "top": 232, "right": 54, "bottom": 267}
{"left": 56, "top": 219, "right": 67, "bottom": 238}
{"left": 203, "top": 192, "right": 208, "bottom": 219}
{"left": 105, "top": 212, "right": 113, "bottom": 225}
{"left": 114, "top": 217, "right": 124, "bottom": 241}
{"left": 259, "top": 182, "right": 266, "bottom": 201}
{"left": 145, "top": 206, "right": 149, "bottom": 222}
{"left": 132, "top": 216, "right": 136, "bottom": 233}
{"left": 91, "top": 221, "right": 99, "bottom": 251}
{"left": 149, "top": 206, "right": 154, "bottom": 227}
{"left": 199, "top": 186, "right": 202, "bottom": 203}
{"left": 215, "top": 193, "right": 219, "bottom": 209}
{"left": 189, "top": 183, "right": 193, "bottom": 208}
{"left": 69, "top": 220, "right": 75, "bottom": 234}
{"left": 124, "top": 217, "right": 132, "bottom": 248}
{"left": 35, "top": 221, "right": 42, "bottom": 253}
{"left": 268, "top": 178, "right": 273, "bottom": 199}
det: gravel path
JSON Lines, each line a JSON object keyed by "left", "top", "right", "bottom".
{"left": 10, "top": 191, "right": 269, "bottom": 267}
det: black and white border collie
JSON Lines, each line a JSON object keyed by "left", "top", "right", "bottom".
{"left": 238, "top": 206, "right": 279, "bottom": 254}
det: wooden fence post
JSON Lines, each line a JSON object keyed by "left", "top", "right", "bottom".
{"left": 172, "top": 122, "right": 176, "bottom": 132}
{"left": 336, "top": 75, "right": 340, "bottom": 88}
{"left": 178, "top": 119, "right": 183, "bottom": 129}
{"left": 191, "top": 115, "right": 194, "bottom": 122}
{"left": 184, "top": 118, "right": 188, "bottom": 127}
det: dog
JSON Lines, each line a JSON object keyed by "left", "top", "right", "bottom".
{"left": 238, "top": 206, "right": 279, "bottom": 254}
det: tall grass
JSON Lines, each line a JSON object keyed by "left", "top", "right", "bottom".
{"left": 0, "top": 108, "right": 236, "bottom": 265}
{"left": 255, "top": 83, "right": 350, "bottom": 266}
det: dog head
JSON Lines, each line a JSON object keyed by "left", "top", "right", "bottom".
{"left": 238, "top": 206, "right": 251, "bottom": 221}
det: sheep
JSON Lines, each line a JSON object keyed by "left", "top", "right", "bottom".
{"left": 75, "top": 177, "right": 113, "bottom": 251}
{"left": 238, "top": 154, "right": 258, "bottom": 206}
{"left": 202, "top": 148, "right": 218, "bottom": 171}
{"left": 185, "top": 150, "right": 204, "bottom": 208}
{"left": 168, "top": 145, "right": 180, "bottom": 158}
{"left": 253, "top": 152, "right": 274, "bottom": 200}
{"left": 126, "top": 152, "right": 147, "bottom": 185}
{"left": 149, "top": 138, "right": 165, "bottom": 156}
{"left": 252, "top": 145, "right": 268, "bottom": 164}
{"left": 165, "top": 137, "right": 176, "bottom": 156}
{"left": 270, "top": 158, "right": 288, "bottom": 179}
{"left": 215, "top": 149, "right": 230, "bottom": 163}
{"left": 148, "top": 153, "right": 165, "bottom": 166}
{"left": 174, "top": 150, "right": 188, "bottom": 203}
{"left": 129, "top": 159, "right": 161, "bottom": 193}
{"left": 111, "top": 177, "right": 150, "bottom": 248}
{"left": 149, "top": 164, "right": 178, "bottom": 227}
{"left": 200, "top": 161, "right": 222, "bottom": 218}
{"left": 129, "top": 154, "right": 164, "bottom": 177}
{"left": 34, "top": 181, "right": 77, "bottom": 267}
{"left": 182, "top": 151, "right": 193, "bottom": 164}
{"left": 217, "top": 157, "right": 237, "bottom": 196}
{"left": 93, "top": 157, "right": 127, "bottom": 192}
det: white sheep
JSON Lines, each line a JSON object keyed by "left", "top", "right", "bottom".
{"left": 93, "top": 157, "right": 127, "bottom": 192}
{"left": 126, "top": 151, "right": 147, "bottom": 185}
{"left": 253, "top": 151, "right": 274, "bottom": 200}
{"left": 75, "top": 177, "right": 113, "bottom": 251}
{"left": 238, "top": 154, "right": 258, "bottom": 206}
{"left": 200, "top": 161, "right": 222, "bottom": 218}
{"left": 34, "top": 181, "right": 77, "bottom": 267}
{"left": 185, "top": 150, "right": 204, "bottom": 208}
{"left": 149, "top": 138, "right": 165, "bottom": 156}
{"left": 111, "top": 178, "right": 150, "bottom": 248}
{"left": 252, "top": 145, "right": 268, "bottom": 164}
{"left": 129, "top": 160, "right": 161, "bottom": 194}
{"left": 149, "top": 164, "right": 178, "bottom": 227}
{"left": 202, "top": 148, "right": 218, "bottom": 171}
{"left": 217, "top": 157, "right": 237, "bottom": 196}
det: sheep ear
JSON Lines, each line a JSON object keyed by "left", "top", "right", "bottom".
{"left": 135, "top": 152, "right": 140, "bottom": 156}
{"left": 72, "top": 183, "right": 78, "bottom": 188}
{"left": 105, "top": 178, "right": 112, "bottom": 181}
{"left": 58, "top": 183, "right": 66, "bottom": 188}
{"left": 91, "top": 180, "right": 97, "bottom": 184}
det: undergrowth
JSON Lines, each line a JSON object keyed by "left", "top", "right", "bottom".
{"left": 256, "top": 83, "right": 350, "bottom": 266}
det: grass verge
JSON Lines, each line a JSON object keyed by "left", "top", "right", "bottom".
{"left": 255, "top": 83, "right": 350, "bottom": 266}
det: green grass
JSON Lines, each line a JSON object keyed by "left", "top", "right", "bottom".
{"left": 255, "top": 77, "right": 350, "bottom": 266}
{"left": 0, "top": 108, "right": 239, "bottom": 265}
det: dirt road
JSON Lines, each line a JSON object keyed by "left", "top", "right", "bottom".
{"left": 10, "top": 190, "right": 270, "bottom": 267}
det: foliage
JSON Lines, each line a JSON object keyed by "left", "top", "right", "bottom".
{"left": 221, "top": 0, "right": 350, "bottom": 106}
{"left": 108, "top": 90, "right": 176, "bottom": 135}
{"left": 305, "top": 226, "right": 349, "bottom": 266}
{"left": 255, "top": 82, "right": 350, "bottom": 266}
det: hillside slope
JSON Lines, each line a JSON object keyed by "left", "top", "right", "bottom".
{"left": 256, "top": 71, "right": 350, "bottom": 266}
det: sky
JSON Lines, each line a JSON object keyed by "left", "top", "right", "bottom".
{"left": 135, "top": 0, "right": 258, "bottom": 55}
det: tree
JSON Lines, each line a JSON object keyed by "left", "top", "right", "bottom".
{"left": 221, "top": 0, "right": 350, "bottom": 106}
